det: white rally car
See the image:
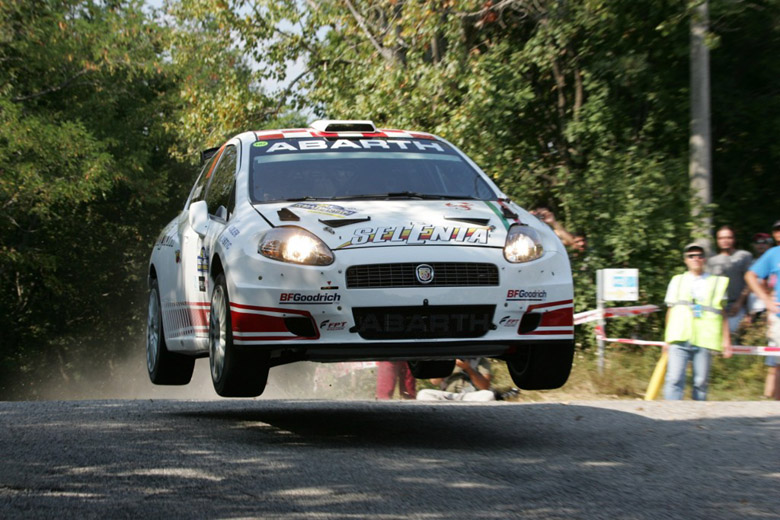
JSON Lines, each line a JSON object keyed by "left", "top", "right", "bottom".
{"left": 146, "top": 120, "right": 574, "bottom": 397}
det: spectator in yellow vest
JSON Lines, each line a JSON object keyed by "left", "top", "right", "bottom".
{"left": 664, "top": 243, "right": 733, "bottom": 400}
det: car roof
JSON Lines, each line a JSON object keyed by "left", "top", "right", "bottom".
{"left": 250, "top": 120, "right": 437, "bottom": 142}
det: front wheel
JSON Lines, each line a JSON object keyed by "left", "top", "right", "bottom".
{"left": 505, "top": 342, "right": 574, "bottom": 390}
{"left": 146, "top": 278, "right": 195, "bottom": 385}
{"left": 209, "top": 273, "right": 269, "bottom": 397}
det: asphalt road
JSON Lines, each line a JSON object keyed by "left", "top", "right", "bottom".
{"left": 1, "top": 399, "right": 778, "bottom": 519}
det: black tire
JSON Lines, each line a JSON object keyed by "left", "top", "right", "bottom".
{"left": 408, "top": 360, "right": 456, "bottom": 379}
{"left": 209, "top": 273, "right": 270, "bottom": 397}
{"left": 146, "top": 278, "right": 195, "bottom": 385}
{"left": 505, "top": 342, "right": 574, "bottom": 390}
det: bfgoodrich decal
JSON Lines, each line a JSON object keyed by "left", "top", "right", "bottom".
{"left": 506, "top": 289, "right": 548, "bottom": 302}
{"left": 280, "top": 292, "right": 342, "bottom": 304}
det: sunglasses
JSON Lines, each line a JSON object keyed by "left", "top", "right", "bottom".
{"left": 685, "top": 253, "right": 704, "bottom": 259}
{"left": 755, "top": 238, "right": 774, "bottom": 245}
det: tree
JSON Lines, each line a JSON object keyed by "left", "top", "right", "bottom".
{"left": 161, "top": 0, "right": 305, "bottom": 158}
{"left": 0, "top": 0, "right": 187, "bottom": 396}
{"left": 708, "top": 0, "right": 780, "bottom": 241}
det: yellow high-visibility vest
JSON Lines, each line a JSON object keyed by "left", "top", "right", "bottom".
{"left": 664, "top": 273, "right": 729, "bottom": 351}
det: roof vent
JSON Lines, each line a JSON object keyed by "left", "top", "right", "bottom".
{"left": 309, "top": 120, "right": 377, "bottom": 133}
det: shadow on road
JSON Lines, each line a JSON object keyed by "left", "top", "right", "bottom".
{"left": 0, "top": 400, "right": 778, "bottom": 519}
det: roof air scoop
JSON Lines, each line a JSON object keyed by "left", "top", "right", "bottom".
{"left": 310, "top": 120, "right": 377, "bottom": 133}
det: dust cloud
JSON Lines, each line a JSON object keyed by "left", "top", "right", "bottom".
{"left": 4, "top": 335, "right": 380, "bottom": 401}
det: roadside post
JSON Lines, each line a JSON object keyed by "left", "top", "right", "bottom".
{"left": 596, "top": 268, "right": 639, "bottom": 373}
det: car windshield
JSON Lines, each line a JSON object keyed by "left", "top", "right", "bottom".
{"left": 249, "top": 138, "right": 497, "bottom": 203}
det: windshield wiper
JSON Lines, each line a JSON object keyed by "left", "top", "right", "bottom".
{"left": 283, "top": 196, "right": 332, "bottom": 202}
{"left": 331, "top": 192, "right": 479, "bottom": 201}
{"left": 385, "top": 192, "right": 481, "bottom": 200}
{"left": 329, "top": 193, "right": 398, "bottom": 201}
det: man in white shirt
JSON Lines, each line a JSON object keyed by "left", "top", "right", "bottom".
{"left": 416, "top": 358, "right": 496, "bottom": 401}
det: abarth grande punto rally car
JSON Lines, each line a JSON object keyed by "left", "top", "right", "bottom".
{"left": 146, "top": 120, "right": 574, "bottom": 397}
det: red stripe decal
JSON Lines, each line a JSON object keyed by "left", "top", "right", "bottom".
{"left": 540, "top": 307, "right": 574, "bottom": 327}
{"left": 205, "top": 144, "right": 226, "bottom": 179}
{"left": 256, "top": 132, "right": 284, "bottom": 140}
{"left": 526, "top": 300, "right": 574, "bottom": 312}
{"left": 230, "top": 302, "right": 311, "bottom": 316}
{"left": 520, "top": 300, "right": 574, "bottom": 335}
{"left": 231, "top": 311, "right": 289, "bottom": 334}
{"left": 234, "top": 335, "right": 313, "bottom": 342}
{"left": 252, "top": 130, "right": 437, "bottom": 140}
{"left": 190, "top": 307, "right": 209, "bottom": 328}
{"left": 230, "top": 303, "right": 319, "bottom": 340}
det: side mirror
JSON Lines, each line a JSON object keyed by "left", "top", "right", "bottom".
{"left": 189, "top": 200, "right": 210, "bottom": 237}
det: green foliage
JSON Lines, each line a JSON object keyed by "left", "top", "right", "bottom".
{"left": 708, "top": 0, "right": 780, "bottom": 241}
{"left": 0, "top": 0, "right": 188, "bottom": 391}
{"left": 552, "top": 345, "right": 765, "bottom": 401}
{"left": 160, "top": 0, "right": 302, "bottom": 158}
{"left": 708, "top": 316, "right": 771, "bottom": 399}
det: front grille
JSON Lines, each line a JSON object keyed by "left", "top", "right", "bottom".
{"left": 352, "top": 305, "right": 495, "bottom": 340}
{"left": 345, "top": 262, "right": 499, "bottom": 289}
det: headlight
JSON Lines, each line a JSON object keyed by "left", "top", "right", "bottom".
{"left": 504, "top": 225, "right": 544, "bottom": 263}
{"left": 258, "top": 227, "right": 335, "bottom": 266}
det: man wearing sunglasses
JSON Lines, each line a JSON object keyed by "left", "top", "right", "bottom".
{"left": 745, "top": 221, "right": 780, "bottom": 400}
{"left": 664, "top": 244, "right": 732, "bottom": 400}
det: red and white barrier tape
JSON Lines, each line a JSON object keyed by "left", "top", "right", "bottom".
{"left": 574, "top": 305, "right": 660, "bottom": 325}
{"left": 594, "top": 325, "right": 780, "bottom": 356}
{"left": 731, "top": 345, "right": 780, "bottom": 356}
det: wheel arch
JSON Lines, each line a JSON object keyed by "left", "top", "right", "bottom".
{"left": 210, "top": 252, "right": 225, "bottom": 282}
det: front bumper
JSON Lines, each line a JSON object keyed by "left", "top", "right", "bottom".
{"left": 225, "top": 244, "right": 573, "bottom": 361}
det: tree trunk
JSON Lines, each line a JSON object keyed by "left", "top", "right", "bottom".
{"left": 689, "top": 1, "right": 712, "bottom": 252}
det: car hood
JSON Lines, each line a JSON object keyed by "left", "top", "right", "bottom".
{"left": 253, "top": 200, "right": 542, "bottom": 251}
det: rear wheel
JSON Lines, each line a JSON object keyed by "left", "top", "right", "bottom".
{"left": 506, "top": 342, "right": 574, "bottom": 390}
{"left": 209, "top": 273, "right": 269, "bottom": 397}
{"left": 146, "top": 278, "right": 195, "bottom": 385}
{"left": 408, "top": 360, "right": 456, "bottom": 379}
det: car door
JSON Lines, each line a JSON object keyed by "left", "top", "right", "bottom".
{"left": 197, "top": 142, "right": 238, "bottom": 309}
{"left": 174, "top": 148, "right": 224, "bottom": 347}
{"left": 170, "top": 143, "right": 238, "bottom": 351}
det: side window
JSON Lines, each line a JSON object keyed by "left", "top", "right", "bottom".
{"left": 188, "top": 153, "right": 219, "bottom": 205}
{"left": 205, "top": 145, "right": 237, "bottom": 220}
